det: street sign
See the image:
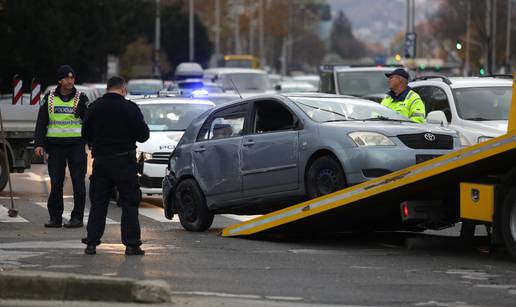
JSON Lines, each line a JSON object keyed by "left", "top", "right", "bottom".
{"left": 404, "top": 32, "right": 417, "bottom": 59}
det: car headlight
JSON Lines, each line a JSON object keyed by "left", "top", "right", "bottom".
{"left": 477, "top": 136, "right": 494, "bottom": 143}
{"left": 348, "top": 132, "right": 395, "bottom": 146}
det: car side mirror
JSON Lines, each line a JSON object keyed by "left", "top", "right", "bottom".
{"left": 426, "top": 110, "right": 449, "bottom": 127}
{"left": 275, "top": 84, "right": 282, "bottom": 91}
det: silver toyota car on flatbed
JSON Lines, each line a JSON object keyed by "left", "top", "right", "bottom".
{"left": 163, "top": 93, "right": 460, "bottom": 231}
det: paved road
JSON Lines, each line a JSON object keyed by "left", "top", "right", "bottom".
{"left": 1, "top": 164, "right": 516, "bottom": 306}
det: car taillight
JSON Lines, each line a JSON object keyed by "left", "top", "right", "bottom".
{"left": 402, "top": 202, "right": 409, "bottom": 218}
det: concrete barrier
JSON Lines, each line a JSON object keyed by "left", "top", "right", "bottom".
{"left": 0, "top": 270, "right": 171, "bottom": 304}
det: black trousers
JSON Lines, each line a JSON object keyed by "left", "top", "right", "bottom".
{"left": 86, "top": 154, "right": 142, "bottom": 247}
{"left": 46, "top": 144, "right": 87, "bottom": 222}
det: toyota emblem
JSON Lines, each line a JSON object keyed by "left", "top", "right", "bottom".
{"left": 424, "top": 133, "right": 436, "bottom": 142}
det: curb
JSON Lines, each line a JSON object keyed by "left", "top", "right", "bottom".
{"left": 0, "top": 270, "right": 172, "bottom": 304}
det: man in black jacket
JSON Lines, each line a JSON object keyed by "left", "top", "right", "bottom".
{"left": 34, "top": 65, "right": 89, "bottom": 228}
{"left": 81, "top": 76, "right": 149, "bottom": 256}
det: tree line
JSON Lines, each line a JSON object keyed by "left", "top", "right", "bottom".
{"left": 0, "top": 0, "right": 212, "bottom": 92}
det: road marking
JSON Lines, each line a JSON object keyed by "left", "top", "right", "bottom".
{"left": 222, "top": 214, "right": 262, "bottom": 222}
{"left": 0, "top": 196, "right": 21, "bottom": 200}
{"left": 0, "top": 249, "right": 46, "bottom": 269}
{"left": 35, "top": 202, "right": 119, "bottom": 225}
{"left": 0, "top": 205, "right": 28, "bottom": 223}
{"left": 170, "top": 291, "right": 306, "bottom": 303}
{"left": 22, "top": 173, "right": 51, "bottom": 182}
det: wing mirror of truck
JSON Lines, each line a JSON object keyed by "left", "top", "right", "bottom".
{"left": 426, "top": 110, "right": 449, "bottom": 127}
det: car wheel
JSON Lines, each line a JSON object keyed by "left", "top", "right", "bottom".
{"left": 501, "top": 187, "right": 516, "bottom": 260}
{"left": 306, "top": 156, "right": 346, "bottom": 199}
{"left": 175, "top": 178, "right": 214, "bottom": 232}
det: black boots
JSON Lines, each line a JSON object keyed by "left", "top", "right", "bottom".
{"left": 44, "top": 219, "right": 62, "bottom": 228}
{"left": 125, "top": 246, "right": 145, "bottom": 256}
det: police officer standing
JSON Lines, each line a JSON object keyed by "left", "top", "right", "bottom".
{"left": 81, "top": 76, "right": 149, "bottom": 256}
{"left": 34, "top": 65, "right": 89, "bottom": 228}
{"left": 381, "top": 68, "right": 426, "bottom": 123}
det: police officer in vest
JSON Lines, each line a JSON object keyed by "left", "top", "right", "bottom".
{"left": 81, "top": 76, "right": 149, "bottom": 256}
{"left": 34, "top": 65, "right": 89, "bottom": 228}
{"left": 381, "top": 68, "right": 426, "bottom": 123}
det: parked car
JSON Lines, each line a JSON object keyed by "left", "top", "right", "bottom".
{"left": 292, "top": 74, "right": 320, "bottom": 89}
{"left": 135, "top": 97, "right": 215, "bottom": 195}
{"left": 410, "top": 76, "right": 512, "bottom": 145}
{"left": 163, "top": 93, "right": 460, "bottom": 231}
{"left": 193, "top": 92, "right": 241, "bottom": 105}
{"left": 203, "top": 68, "right": 273, "bottom": 95}
{"left": 127, "top": 79, "right": 164, "bottom": 98}
{"left": 319, "top": 65, "right": 403, "bottom": 98}
{"left": 275, "top": 81, "right": 318, "bottom": 93}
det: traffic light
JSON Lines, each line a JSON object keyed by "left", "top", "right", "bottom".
{"left": 395, "top": 54, "right": 401, "bottom": 62}
{"left": 456, "top": 40, "right": 463, "bottom": 50}
{"left": 418, "top": 64, "right": 426, "bottom": 71}
{"left": 480, "top": 68, "right": 486, "bottom": 75}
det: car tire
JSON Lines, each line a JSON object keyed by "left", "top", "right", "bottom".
{"left": 501, "top": 187, "right": 516, "bottom": 260}
{"left": 306, "top": 155, "right": 347, "bottom": 199}
{"left": 175, "top": 178, "right": 214, "bottom": 232}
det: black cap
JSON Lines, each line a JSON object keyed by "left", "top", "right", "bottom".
{"left": 385, "top": 68, "right": 409, "bottom": 80}
{"left": 57, "top": 65, "right": 75, "bottom": 81}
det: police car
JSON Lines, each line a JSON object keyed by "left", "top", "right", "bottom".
{"left": 134, "top": 97, "right": 215, "bottom": 195}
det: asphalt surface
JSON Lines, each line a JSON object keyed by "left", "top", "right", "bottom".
{"left": 1, "top": 163, "right": 516, "bottom": 306}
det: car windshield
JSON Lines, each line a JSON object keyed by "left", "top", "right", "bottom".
{"left": 138, "top": 103, "right": 213, "bottom": 132}
{"left": 219, "top": 73, "right": 271, "bottom": 92}
{"left": 453, "top": 87, "right": 512, "bottom": 120}
{"left": 127, "top": 81, "right": 163, "bottom": 95}
{"left": 336, "top": 71, "right": 388, "bottom": 96}
{"left": 290, "top": 97, "right": 410, "bottom": 122}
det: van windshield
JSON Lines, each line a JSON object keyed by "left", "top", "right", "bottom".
{"left": 336, "top": 71, "right": 389, "bottom": 96}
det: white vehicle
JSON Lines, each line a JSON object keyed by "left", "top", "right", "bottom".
{"left": 319, "top": 65, "right": 400, "bottom": 97}
{"left": 203, "top": 68, "right": 273, "bottom": 95}
{"left": 134, "top": 97, "right": 215, "bottom": 195}
{"left": 127, "top": 79, "right": 164, "bottom": 99}
{"left": 292, "top": 74, "right": 320, "bottom": 89}
{"left": 410, "top": 76, "right": 512, "bottom": 146}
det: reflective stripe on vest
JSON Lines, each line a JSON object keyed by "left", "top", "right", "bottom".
{"left": 46, "top": 89, "right": 82, "bottom": 138}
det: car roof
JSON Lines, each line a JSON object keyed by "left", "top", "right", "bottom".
{"left": 133, "top": 97, "right": 215, "bottom": 106}
{"left": 333, "top": 66, "right": 395, "bottom": 73}
{"left": 204, "top": 68, "right": 267, "bottom": 75}
{"left": 292, "top": 75, "right": 320, "bottom": 80}
{"left": 279, "top": 81, "right": 316, "bottom": 88}
{"left": 128, "top": 79, "right": 163, "bottom": 84}
{"left": 410, "top": 76, "right": 512, "bottom": 88}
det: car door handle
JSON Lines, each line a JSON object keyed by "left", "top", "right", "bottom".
{"left": 193, "top": 147, "right": 206, "bottom": 153}
{"left": 243, "top": 141, "right": 255, "bottom": 147}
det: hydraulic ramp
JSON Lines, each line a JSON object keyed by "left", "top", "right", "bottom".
{"left": 222, "top": 75, "right": 516, "bottom": 237}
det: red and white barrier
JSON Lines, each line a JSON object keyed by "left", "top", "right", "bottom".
{"left": 30, "top": 78, "right": 41, "bottom": 105}
{"left": 12, "top": 75, "right": 23, "bottom": 105}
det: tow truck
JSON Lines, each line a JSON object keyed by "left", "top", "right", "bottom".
{"left": 223, "top": 74, "right": 516, "bottom": 261}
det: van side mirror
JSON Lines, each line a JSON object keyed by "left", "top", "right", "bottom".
{"left": 426, "top": 110, "right": 449, "bottom": 127}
